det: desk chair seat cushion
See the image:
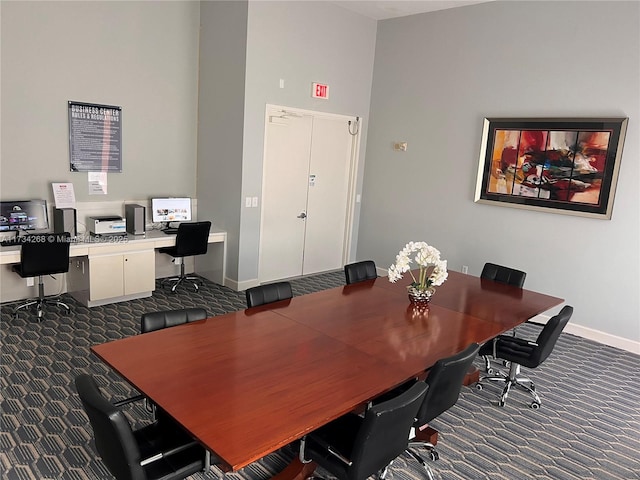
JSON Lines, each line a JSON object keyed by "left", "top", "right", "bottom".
{"left": 158, "top": 221, "right": 211, "bottom": 258}
{"left": 245, "top": 281, "right": 293, "bottom": 308}
{"left": 304, "top": 382, "right": 427, "bottom": 480}
{"left": 75, "top": 374, "right": 205, "bottom": 480}
{"left": 480, "top": 262, "right": 526, "bottom": 288}
{"left": 141, "top": 308, "right": 208, "bottom": 334}
{"left": 344, "top": 261, "right": 377, "bottom": 285}
{"left": 12, "top": 232, "right": 71, "bottom": 277}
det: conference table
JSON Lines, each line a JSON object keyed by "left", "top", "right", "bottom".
{"left": 90, "top": 270, "right": 563, "bottom": 475}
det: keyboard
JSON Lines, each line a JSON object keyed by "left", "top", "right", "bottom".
{"left": 163, "top": 228, "right": 179, "bottom": 235}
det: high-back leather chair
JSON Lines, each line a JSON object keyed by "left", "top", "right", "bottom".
{"left": 245, "top": 281, "right": 293, "bottom": 308}
{"left": 74, "top": 373, "right": 207, "bottom": 480}
{"left": 299, "top": 382, "right": 428, "bottom": 480}
{"left": 477, "top": 305, "right": 573, "bottom": 409}
{"left": 405, "top": 343, "right": 480, "bottom": 476}
{"left": 344, "top": 260, "right": 377, "bottom": 285}
{"left": 481, "top": 262, "right": 526, "bottom": 287}
{"left": 480, "top": 262, "right": 527, "bottom": 373}
{"left": 159, "top": 221, "right": 211, "bottom": 292}
{"left": 12, "top": 232, "right": 71, "bottom": 321}
{"left": 141, "top": 307, "right": 207, "bottom": 334}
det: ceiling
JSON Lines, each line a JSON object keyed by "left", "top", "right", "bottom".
{"left": 331, "top": 0, "right": 493, "bottom": 20}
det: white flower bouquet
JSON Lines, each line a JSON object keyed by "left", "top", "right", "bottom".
{"left": 388, "top": 241, "right": 448, "bottom": 291}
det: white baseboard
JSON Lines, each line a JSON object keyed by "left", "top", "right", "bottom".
{"left": 225, "top": 277, "right": 259, "bottom": 292}
{"left": 530, "top": 313, "right": 640, "bottom": 355}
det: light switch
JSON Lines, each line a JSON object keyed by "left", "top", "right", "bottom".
{"left": 245, "top": 197, "right": 252, "bottom": 208}
{"left": 252, "top": 197, "right": 259, "bottom": 207}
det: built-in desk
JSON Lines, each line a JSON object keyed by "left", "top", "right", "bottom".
{"left": 0, "top": 228, "right": 226, "bottom": 307}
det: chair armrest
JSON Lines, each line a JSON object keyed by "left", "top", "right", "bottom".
{"left": 140, "top": 440, "right": 199, "bottom": 467}
{"left": 113, "top": 394, "right": 146, "bottom": 408}
{"left": 305, "top": 433, "right": 353, "bottom": 466}
{"left": 327, "top": 446, "right": 353, "bottom": 466}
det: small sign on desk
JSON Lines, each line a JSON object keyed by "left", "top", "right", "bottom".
{"left": 52, "top": 183, "right": 76, "bottom": 209}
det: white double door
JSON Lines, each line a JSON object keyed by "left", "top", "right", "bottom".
{"left": 259, "top": 106, "right": 357, "bottom": 283}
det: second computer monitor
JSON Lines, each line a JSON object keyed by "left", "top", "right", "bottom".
{"left": 151, "top": 197, "right": 192, "bottom": 223}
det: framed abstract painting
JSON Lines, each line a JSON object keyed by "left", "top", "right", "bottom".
{"left": 474, "top": 117, "right": 628, "bottom": 219}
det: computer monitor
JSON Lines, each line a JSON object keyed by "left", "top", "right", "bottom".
{"left": 151, "top": 197, "right": 192, "bottom": 223}
{"left": 0, "top": 199, "right": 49, "bottom": 232}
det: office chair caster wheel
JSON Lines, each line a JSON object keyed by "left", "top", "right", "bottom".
{"left": 530, "top": 383, "right": 536, "bottom": 391}
{"left": 530, "top": 402, "right": 540, "bottom": 410}
{"left": 498, "top": 400, "right": 506, "bottom": 407}
{"left": 428, "top": 451, "right": 439, "bottom": 461}
{"left": 475, "top": 383, "right": 483, "bottom": 391}
{"left": 486, "top": 368, "right": 495, "bottom": 375}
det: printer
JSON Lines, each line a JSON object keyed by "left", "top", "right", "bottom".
{"left": 89, "top": 216, "right": 127, "bottom": 236}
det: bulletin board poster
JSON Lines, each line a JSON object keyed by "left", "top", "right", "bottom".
{"left": 68, "top": 101, "right": 122, "bottom": 172}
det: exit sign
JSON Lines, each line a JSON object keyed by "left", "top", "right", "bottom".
{"left": 312, "top": 82, "right": 329, "bottom": 99}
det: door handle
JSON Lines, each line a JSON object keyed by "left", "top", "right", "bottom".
{"left": 297, "top": 212, "right": 307, "bottom": 219}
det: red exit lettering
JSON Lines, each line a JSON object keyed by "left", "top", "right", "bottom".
{"left": 312, "top": 83, "right": 329, "bottom": 99}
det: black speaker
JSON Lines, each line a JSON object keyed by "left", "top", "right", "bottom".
{"left": 53, "top": 208, "right": 77, "bottom": 237}
{"left": 125, "top": 204, "right": 146, "bottom": 235}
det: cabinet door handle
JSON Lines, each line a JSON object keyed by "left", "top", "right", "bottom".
{"left": 297, "top": 212, "right": 307, "bottom": 219}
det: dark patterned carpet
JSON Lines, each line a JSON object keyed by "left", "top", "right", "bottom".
{"left": 1, "top": 271, "right": 639, "bottom": 480}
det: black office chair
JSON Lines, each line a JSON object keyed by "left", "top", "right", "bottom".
{"left": 299, "top": 382, "right": 428, "bottom": 480}
{"left": 480, "top": 262, "right": 526, "bottom": 288}
{"left": 245, "top": 281, "right": 293, "bottom": 308}
{"left": 12, "top": 232, "right": 71, "bottom": 321}
{"left": 159, "top": 221, "right": 211, "bottom": 292}
{"left": 480, "top": 262, "right": 527, "bottom": 373}
{"left": 403, "top": 343, "right": 480, "bottom": 478}
{"left": 141, "top": 307, "right": 208, "bottom": 334}
{"left": 74, "top": 373, "right": 209, "bottom": 480}
{"left": 344, "top": 260, "right": 377, "bottom": 285}
{"left": 476, "top": 305, "right": 573, "bottom": 409}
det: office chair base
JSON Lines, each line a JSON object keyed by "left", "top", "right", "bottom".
{"left": 408, "top": 441, "right": 439, "bottom": 461}
{"left": 161, "top": 275, "right": 203, "bottom": 293}
{"left": 405, "top": 448, "right": 435, "bottom": 480}
{"left": 13, "top": 297, "right": 70, "bottom": 322}
{"left": 477, "top": 363, "right": 542, "bottom": 409}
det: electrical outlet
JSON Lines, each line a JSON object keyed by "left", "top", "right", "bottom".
{"left": 26, "top": 277, "right": 34, "bottom": 287}
{"left": 462, "top": 265, "right": 469, "bottom": 274}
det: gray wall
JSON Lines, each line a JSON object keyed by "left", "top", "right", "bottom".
{"left": 197, "top": 1, "right": 248, "bottom": 281}
{"left": 1, "top": 1, "right": 200, "bottom": 202}
{"left": 237, "top": 1, "right": 377, "bottom": 285}
{"left": 358, "top": 1, "right": 640, "bottom": 342}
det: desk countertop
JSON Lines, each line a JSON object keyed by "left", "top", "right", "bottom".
{"left": 0, "top": 227, "right": 226, "bottom": 264}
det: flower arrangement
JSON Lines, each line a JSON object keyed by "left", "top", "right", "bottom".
{"left": 388, "top": 241, "right": 448, "bottom": 291}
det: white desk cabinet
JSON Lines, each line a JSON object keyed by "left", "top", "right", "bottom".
{"left": 70, "top": 248, "right": 155, "bottom": 307}
{"left": 88, "top": 250, "right": 155, "bottom": 302}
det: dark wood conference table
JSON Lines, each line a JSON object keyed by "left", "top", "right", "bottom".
{"left": 91, "top": 271, "right": 563, "bottom": 473}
